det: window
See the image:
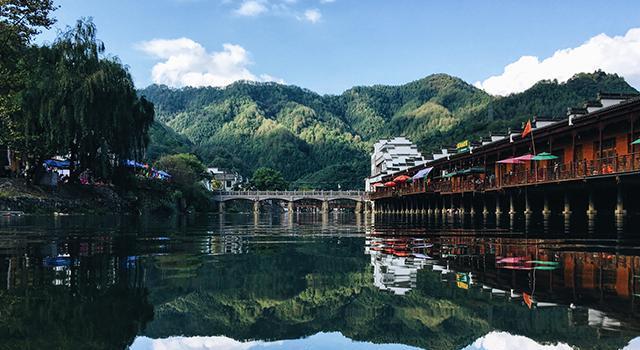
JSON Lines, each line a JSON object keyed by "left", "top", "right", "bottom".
{"left": 594, "top": 137, "right": 616, "bottom": 159}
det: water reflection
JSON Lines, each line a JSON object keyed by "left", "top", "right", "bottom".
{"left": 0, "top": 213, "right": 639, "bottom": 349}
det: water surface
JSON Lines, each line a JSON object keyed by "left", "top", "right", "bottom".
{"left": 1, "top": 213, "right": 640, "bottom": 350}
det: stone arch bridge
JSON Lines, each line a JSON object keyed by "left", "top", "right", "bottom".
{"left": 212, "top": 190, "right": 368, "bottom": 213}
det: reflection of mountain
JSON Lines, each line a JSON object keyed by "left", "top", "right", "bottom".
{"left": 142, "top": 235, "right": 637, "bottom": 350}
{"left": 1, "top": 215, "right": 639, "bottom": 350}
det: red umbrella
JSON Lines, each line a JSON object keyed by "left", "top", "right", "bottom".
{"left": 513, "top": 154, "right": 535, "bottom": 161}
{"left": 393, "top": 175, "right": 411, "bottom": 183}
{"left": 384, "top": 181, "right": 397, "bottom": 187}
{"left": 372, "top": 182, "right": 384, "bottom": 187}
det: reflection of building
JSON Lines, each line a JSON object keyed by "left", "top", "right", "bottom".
{"left": 205, "top": 167, "right": 244, "bottom": 191}
{"left": 366, "top": 237, "right": 432, "bottom": 295}
{"left": 365, "top": 137, "right": 426, "bottom": 191}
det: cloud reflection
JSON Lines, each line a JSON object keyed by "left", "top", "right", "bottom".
{"left": 129, "top": 332, "right": 420, "bottom": 350}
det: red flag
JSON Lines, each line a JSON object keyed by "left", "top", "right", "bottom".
{"left": 522, "top": 119, "right": 532, "bottom": 138}
{"left": 523, "top": 292, "right": 534, "bottom": 309}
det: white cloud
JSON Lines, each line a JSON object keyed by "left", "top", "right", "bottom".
{"left": 320, "top": 0, "right": 335, "bottom": 3}
{"left": 464, "top": 332, "right": 573, "bottom": 350}
{"left": 235, "top": 0, "right": 268, "bottom": 16}
{"left": 129, "top": 336, "right": 269, "bottom": 350}
{"left": 137, "top": 38, "right": 283, "bottom": 88}
{"left": 475, "top": 28, "right": 640, "bottom": 96}
{"left": 303, "top": 8, "right": 321, "bottom": 23}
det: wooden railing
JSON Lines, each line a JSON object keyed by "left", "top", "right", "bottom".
{"left": 369, "top": 153, "right": 640, "bottom": 198}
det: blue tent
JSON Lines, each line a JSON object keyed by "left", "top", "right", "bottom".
{"left": 124, "top": 159, "right": 145, "bottom": 168}
{"left": 44, "top": 159, "right": 70, "bottom": 168}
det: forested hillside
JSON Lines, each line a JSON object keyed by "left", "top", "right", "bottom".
{"left": 140, "top": 71, "right": 637, "bottom": 189}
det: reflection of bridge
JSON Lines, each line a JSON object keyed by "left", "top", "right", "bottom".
{"left": 212, "top": 190, "right": 369, "bottom": 213}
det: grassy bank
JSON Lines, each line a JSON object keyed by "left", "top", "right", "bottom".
{"left": 0, "top": 178, "right": 209, "bottom": 215}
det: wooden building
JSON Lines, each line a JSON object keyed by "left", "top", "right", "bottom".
{"left": 370, "top": 93, "right": 640, "bottom": 216}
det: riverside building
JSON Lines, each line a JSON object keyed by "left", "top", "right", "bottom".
{"left": 368, "top": 93, "right": 640, "bottom": 216}
{"left": 365, "top": 137, "right": 427, "bottom": 191}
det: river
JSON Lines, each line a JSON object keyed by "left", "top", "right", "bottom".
{"left": 1, "top": 213, "right": 639, "bottom": 350}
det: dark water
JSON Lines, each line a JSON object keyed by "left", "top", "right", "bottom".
{"left": 1, "top": 213, "right": 640, "bottom": 350}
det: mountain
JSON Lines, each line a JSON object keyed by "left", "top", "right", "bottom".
{"left": 140, "top": 71, "right": 638, "bottom": 189}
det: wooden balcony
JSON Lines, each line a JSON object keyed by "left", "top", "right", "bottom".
{"left": 369, "top": 153, "right": 640, "bottom": 199}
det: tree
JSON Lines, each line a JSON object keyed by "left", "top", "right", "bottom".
{"left": 0, "top": 0, "right": 57, "bottom": 147}
{"left": 251, "top": 167, "right": 288, "bottom": 190}
{"left": 155, "top": 153, "right": 207, "bottom": 188}
{"left": 15, "top": 18, "right": 155, "bottom": 181}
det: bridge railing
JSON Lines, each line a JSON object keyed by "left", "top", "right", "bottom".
{"left": 212, "top": 190, "right": 366, "bottom": 197}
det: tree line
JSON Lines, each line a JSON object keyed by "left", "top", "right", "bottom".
{"left": 1, "top": 2, "right": 154, "bottom": 183}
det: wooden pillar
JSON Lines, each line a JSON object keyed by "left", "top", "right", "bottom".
{"left": 509, "top": 192, "right": 516, "bottom": 215}
{"left": 615, "top": 183, "right": 626, "bottom": 216}
{"left": 355, "top": 201, "right": 362, "bottom": 213}
{"left": 252, "top": 201, "right": 259, "bottom": 214}
{"left": 288, "top": 201, "right": 295, "bottom": 213}
{"left": 542, "top": 193, "right": 551, "bottom": 215}
{"left": 563, "top": 191, "right": 572, "bottom": 215}
{"left": 482, "top": 194, "right": 489, "bottom": 215}
{"left": 219, "top": 201, "right": 226, "bottom": 213}
{"left": 587, "top": 190, "right": 597, "bottom": 215}
{"left": 524, "top": 189, "right": 533, "bottom": 214}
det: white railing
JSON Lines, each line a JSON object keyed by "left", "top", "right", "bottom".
{"left": 213, "top": 190, "right": 365, "bottom": 197}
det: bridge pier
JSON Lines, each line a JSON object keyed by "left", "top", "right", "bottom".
{"left": 322, "top": 200, "right": 329, "bottom": 214}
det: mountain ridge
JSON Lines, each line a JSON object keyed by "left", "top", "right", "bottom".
{"left": 141, "top": 71, "right": 638, "bottom": 189}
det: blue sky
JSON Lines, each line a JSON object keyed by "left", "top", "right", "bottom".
{"left": 39, "top": 0, "right": 640, "bottom": 95}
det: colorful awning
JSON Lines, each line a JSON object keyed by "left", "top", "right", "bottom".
{"left": 371, "top": 182, "right": 384, "bottom": 187}
{"left": 393, "top": 175, "right": 411, "bottom": 183}
{"left": 513, "top": 154, "right": 535, "bottom": 161}
{"left": 412, "top": 167, "right": 433, "bottom": 180}
{"left": 384, "top": 181, "right": 397, "bottom": 187}
{"left": 497, "top": 157, "right": 524, "bottom": 164}
{"left": 532, "top": 152, "right": 558, "bottom": 161}
{"left": 460, "top": 167, "right": 485, "bottom": 175}
{"left": 632, "top": 138, "right": 640, "bottom": 145}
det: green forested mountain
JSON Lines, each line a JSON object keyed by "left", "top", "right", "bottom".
{"left": 140, "top": 71, "right": 638, "bottom": 189}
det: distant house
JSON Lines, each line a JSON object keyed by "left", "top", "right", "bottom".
{"left": 204, "top": 167, "right": 244, "bottom": 191}
{"left": 365, "top": 137, "right": 427, "bottom": 191}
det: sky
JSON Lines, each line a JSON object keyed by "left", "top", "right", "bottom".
{"left": 129, "top": 332, "right": 640, "bottom": 350}
{"left": 38, "top": 0, "right": 640, "bottom": 95}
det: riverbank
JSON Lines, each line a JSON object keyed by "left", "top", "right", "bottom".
{"left": 0, "top": 178, "right": 187, "bottom": 215}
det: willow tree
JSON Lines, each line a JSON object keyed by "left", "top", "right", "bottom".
{"left": 19, "top": 19, "right": 155, "bottom": 181}
{"left": 0, "top": 0, "right": 57, "bottom": 148}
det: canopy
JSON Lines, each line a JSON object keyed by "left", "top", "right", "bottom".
{"left": 44, "top": 159, "right": 70, "bottom": 168}
{"left": 124, "top": 159, "right": 145, "bottom": 168}
{"left": 497, "top": 157, "right": 524, "bottom": 164}
{"left": 371, "top": 182, "right": 384, "bottom": 187}
{"left": 460, "top": 167, "right": 485, "bottom": 175}
{"left": 384, "top": 181, "right": 397, "bottom": 187}
{"left": 157, "top": 170, "right": 172, "bottom": 178}
{"left": 513, "top": 154, "right": 535, "bottom": 161}
{"left": 443, "top": 171, "right": 459, "bottom": 178}
{"left": 632, "top": 138, "right": 640, "bottom": 145}
{"left": 393, "top": 175, "right": 411, "bottom": 183}
{"left": 412, "top": 167, "right": 433, "bottom": 180}
{"left": 532, "top": 152, "right": 558, "bottom": 161}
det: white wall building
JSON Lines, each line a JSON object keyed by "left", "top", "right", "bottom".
{"left": 365, "top": 137, "right": 426, "bottom": 191}
{"left": 204, "top": 167, "right": 244, "bottom": 191}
